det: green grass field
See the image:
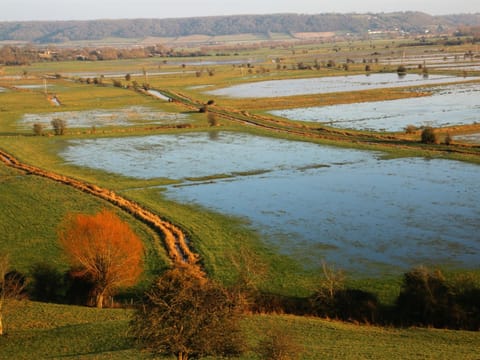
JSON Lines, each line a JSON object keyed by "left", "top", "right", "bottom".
{"left": 1, "top": 301, "right": 479, "bottom": 359}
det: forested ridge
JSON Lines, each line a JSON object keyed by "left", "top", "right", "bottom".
{"left": 1, "top": 12, "right": 479, "bottom": 43}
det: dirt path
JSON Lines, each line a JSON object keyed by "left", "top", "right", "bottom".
{"left": 0, "top": 148, "right": 198, "bottom": 266}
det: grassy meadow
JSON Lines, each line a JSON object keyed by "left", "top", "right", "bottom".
{"left": 1, "top": 38, "right": 480, "bottom": 357}
{"left": 1, "top": 301, "right": 480, "bottom": 359}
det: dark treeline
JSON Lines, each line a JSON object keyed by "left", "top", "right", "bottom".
{"left": 1, "top": 12, "right": 480, "bottom": 43}
{"left": 12, "top": 263, "right": 480, "bottom": 331}
{"left": 249, "top": 266, "right": 480, "bottom": 331}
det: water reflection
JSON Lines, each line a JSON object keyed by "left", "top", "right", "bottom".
{"left": 206, "top": 73, "right": 474, "bottom": 98}
{"left": 61, "top": 132, "right": 480, "bottom": 274}
{"left": 270, "top": 83, "right": 480, "bottom": 132}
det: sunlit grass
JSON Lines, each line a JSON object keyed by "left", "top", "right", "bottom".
{"left": 2, "top": 301, "right": 480, "bottom": 359}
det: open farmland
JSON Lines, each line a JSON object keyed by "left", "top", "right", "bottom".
{"left": 1, "top": 35, "right": 480, "bottom": 358}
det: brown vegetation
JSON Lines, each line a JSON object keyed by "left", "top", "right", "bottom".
{"left": 59, "top": 209, "right": 144, "bottom": 308}
{"left": 131, "top": 264, "right": 245, "bottom": 360}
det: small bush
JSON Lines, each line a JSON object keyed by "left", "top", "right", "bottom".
{"left": 397, "top": 65, "right": 407, "bottom": 75}
{"left": 29, "top": 262, "right": 66, "bottom": 303}
{"left": 256, "top": 328, "right": 302, "bottom": 360}
{"left": 395, "top": 267, "right": 453, "bottom": 328}
{"left": 404, "top": 124, "right": 417, "bottom": 134}
{"left": 112, "top": 79, "right": 123, "bottom": 88}
{"left": 51, "top": 118, "right": 66, "bottom": 135}
{"left": 421, "top": 127, "right": 437, "bottom": 144}
{"left": 444, "top": 133, "right": 452, "bottom": 145}
{"left": 33, "top": 123, "right": 44, "bottom": 136}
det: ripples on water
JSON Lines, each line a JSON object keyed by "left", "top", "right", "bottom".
{"left": 270, "top": 83, "right": 480, "bottom": 132}
{"left": 61, "top": 132, "right": 480, "bottom": 274}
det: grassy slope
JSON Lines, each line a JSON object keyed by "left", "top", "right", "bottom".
{"left": 1, "top": 301, "right": 479, "bottom": 359}
{"left": 0, "top": 162, "right": 168, "bottom": 281}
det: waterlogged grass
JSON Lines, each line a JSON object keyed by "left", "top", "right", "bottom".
{"left": 0, "top": 78, "right": 203, "bottom": 134}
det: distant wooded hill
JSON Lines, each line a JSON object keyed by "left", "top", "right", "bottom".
{"left": 1, "top": 12, "right": 480, "bottom": 44}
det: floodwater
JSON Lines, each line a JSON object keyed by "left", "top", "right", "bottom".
{"left": 205, "top": 73, "right": 474, "bottom": 98}
{"left": 60, "top": 131, "right": 480, "bottom": 275}
{"left": 270, "top": 83, "right": 480, "bottom": 132}
{"left": 147, "top": 89, "right": 170, "bottom": 101}
{"left": 18, "top": 106, "right": 190, "bottom": 130}
{"left": 453, "top": 133, "right": 480, "bottom": 144}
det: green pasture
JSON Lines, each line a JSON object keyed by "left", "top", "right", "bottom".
{"left": 1, "top": 301, "right": 479, "bottom": 359}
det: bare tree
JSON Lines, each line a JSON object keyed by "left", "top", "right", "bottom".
{"left": 59, "top": 209, "right": 144, "bottom": 308}
{"left": 131, "top": 264, "right": 245, "bottom": 360}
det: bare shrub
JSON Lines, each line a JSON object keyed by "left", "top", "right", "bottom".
{"left": 256, "top": 328, "right": 303, "bottom": 360}
{"left": 51, "top": 118, "right": 66, "bottom": 135}
{"left": 444, "top": 133, "right": 452, "bottom": 145}
{"left": 404, "top": 124, "right": 417, "bottom": 134}
{"left": 131, "top": 264, "right": 245, "bottom": 360}
{"left": 33, "top": 123, "right": 44, "bottom": 136}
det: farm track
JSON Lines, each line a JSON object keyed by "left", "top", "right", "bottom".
{"left": 0, "top": 148, "right": 199, "bottom": 267}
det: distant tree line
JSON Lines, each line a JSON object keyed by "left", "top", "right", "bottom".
{"left": 0, "top": 44, "right": 217, "bottom": 66}
{"left": 0, "top": 12, "right": 479, "bottom": 44}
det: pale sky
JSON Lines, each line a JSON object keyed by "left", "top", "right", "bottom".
{"left": 1, "top": 0, "right": 478, "bottom": 21}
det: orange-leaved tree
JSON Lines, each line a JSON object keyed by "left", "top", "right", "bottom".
{"left": 59, "top": 209, "right": 144, "bottom": 308}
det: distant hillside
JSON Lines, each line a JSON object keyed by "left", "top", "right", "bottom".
{"left": 1, "top": 12, "right": 479, "bottom": 44}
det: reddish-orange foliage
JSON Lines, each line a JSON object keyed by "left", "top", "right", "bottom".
{"left": 59, "top": 209, "right": 144, "bottom": 308}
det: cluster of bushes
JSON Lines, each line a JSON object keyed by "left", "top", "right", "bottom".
{"left": 6, "top": 261, "right": 480, "bottom": 331}
{"left": 244, "top": 266, "right": 480, "bottom": 331}
{"left": 14, "top": 263, "right": 97, "bottom": 306}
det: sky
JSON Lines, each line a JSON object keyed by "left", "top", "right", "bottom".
{"left": 1, "top": 0, "right": 478, "bottom": 21}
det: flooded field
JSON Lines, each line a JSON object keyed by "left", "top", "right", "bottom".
{"left": 18, "top": 106, "right": 190, "bottom": 130}
{"left": 205, "top": 73, "right": 474, "bottom": 98}
{"left": 270, "top": 83, "right": 480, "bottom": 132}
{"left": 380, "top": 52, "right": 480, "bottom": 69}
{"left": 60, "top": 131, "right": 480, "bottom": 275}
{"left": 453, "top": 133, "right": 480, "bottom": 144}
